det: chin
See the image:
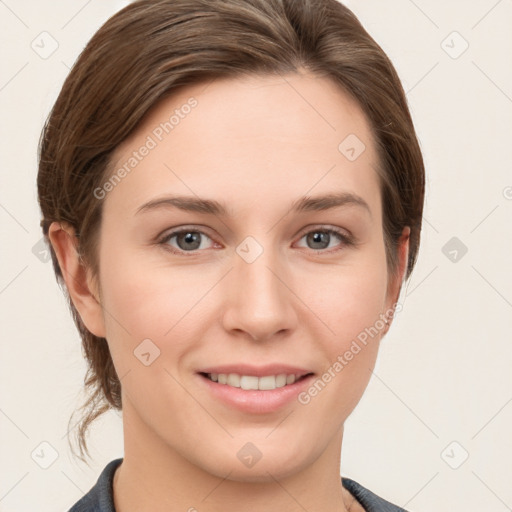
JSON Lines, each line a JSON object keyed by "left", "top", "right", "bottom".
{"left": 195, "top": 442, "right": 314, "bottom": 483}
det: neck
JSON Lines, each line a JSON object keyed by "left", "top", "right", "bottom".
{"left": 113, "top": 403, "right": 353, "bottom": 512}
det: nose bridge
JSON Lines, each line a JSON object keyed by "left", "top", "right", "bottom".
{"left": 222, "top": 235, "right": 296, "bottom": 340}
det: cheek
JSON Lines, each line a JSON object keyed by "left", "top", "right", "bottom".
{"left": 95, "top": 238, "right": 191, "bottom": 367}
{"left": 310, "top": 257, "right": 389, "bottom": 346}
{"left": 303, "top": 251, "right": 389, "bottom": 400}
{"left": 98, "top": 259, "right": 205, "bottom": 351}
{"left": 296, "top": 274, "right": 388, "bottom": 432}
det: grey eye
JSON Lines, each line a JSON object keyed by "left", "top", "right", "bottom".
{"left": 163, "top": 230, "right": 213, "bottom": 252}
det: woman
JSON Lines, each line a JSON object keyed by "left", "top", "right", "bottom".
{"left": 37, "top": 0, "right": 424, "bottom": 510}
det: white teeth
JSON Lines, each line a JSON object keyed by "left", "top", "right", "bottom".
{"left": 227, "top": 373, "right": 240, "bottom": 387}
{"left": 240, "top": 375, "right": 259, "bottom": 390}
{"left": 275, "top": 374, "right": 287, "bottom": 388}
{"left": 258, "top": 375, "right": 275, "bottom": 390}
{"left": 207, "top": 372, "right": 303, "bottom": 390}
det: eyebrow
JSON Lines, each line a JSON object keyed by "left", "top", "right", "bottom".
{"left": 135, "top": 192, "right": 371, "bottom": 217}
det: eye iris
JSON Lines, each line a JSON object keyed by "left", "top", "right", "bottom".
{"left": 169, "top": 230, "right": 339, "bottom": 252}
{"left": 307, "top": 231, "right": 330, "bottom": 250}
{"left": 177, "top": 231, "right": 201, "bottom": 250}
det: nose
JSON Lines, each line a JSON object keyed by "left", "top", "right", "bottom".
{"left": 221, "top": 242, "right": 298, "bottom": 342}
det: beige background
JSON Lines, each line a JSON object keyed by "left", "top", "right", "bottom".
{"left": 1, "top": 1, "right": 511, "bottom": 510}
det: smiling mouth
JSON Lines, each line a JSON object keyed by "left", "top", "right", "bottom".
{"left": 200, "top": 372, "right": 313, "bottom": 391}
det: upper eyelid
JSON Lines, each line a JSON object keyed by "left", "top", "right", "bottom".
{"left": 158, "top": 225, "right": 216, "bottom": 242}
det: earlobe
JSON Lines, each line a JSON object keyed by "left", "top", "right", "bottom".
{"left": 48, "top": 222, "right": 106, "bottom": 338}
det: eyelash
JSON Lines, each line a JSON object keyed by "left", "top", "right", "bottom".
{"left": 157, "top": 226, "right": 355, "bottom": 257}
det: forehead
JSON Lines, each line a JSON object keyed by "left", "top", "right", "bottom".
{"left": 104, "top": 72, "right": 381, "bottom": 220}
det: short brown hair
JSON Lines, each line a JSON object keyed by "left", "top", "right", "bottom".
{"left": 37, "top": 0, "right": 425, "bottom": 462}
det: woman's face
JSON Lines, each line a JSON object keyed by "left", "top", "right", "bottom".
{"left": 89, "top": 72, "right": 405, "bottom": 481}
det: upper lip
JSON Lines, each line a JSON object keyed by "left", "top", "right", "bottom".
{"left": 198, "top": 364, "right": 314, "bottom": 378}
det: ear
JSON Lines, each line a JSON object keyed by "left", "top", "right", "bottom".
{"left": 48, "top": 222, "right": 106, "bottom": 338}
{"left": 383, "top": 226, "right": 410, "bottom": 329}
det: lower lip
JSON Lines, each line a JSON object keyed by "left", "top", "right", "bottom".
{"left": 197, "top": 373, "right": 315, "bottom": 414}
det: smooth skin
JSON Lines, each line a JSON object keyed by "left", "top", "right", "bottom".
{"left": 50, "top": 71, "right": 409, "bottom": 512}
